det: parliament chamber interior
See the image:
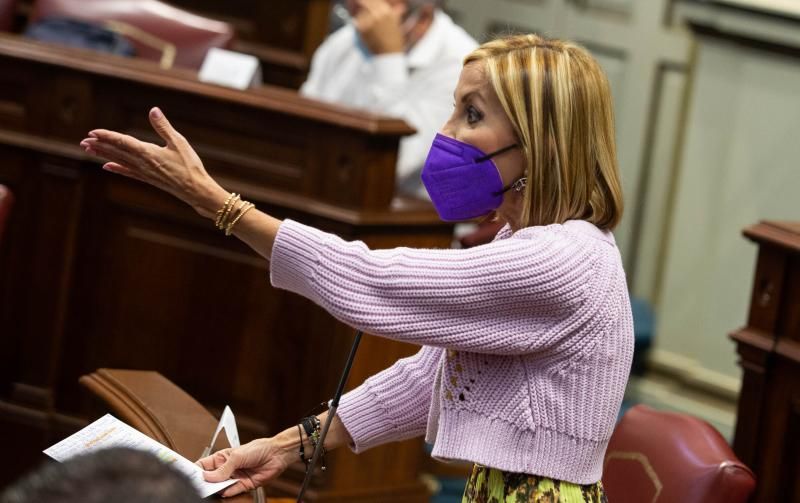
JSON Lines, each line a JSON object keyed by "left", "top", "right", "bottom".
{"left": 0, "top": 0, "right": 798, "bottom": 502}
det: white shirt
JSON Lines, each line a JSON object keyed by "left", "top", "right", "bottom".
{"left": 301, "top": 10, "right": 478, "bottom": 198}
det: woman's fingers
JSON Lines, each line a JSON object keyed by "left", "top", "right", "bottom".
{"left": 88, "top": 131, "right": 157, "bottom": 167}
{"left": 102, "top": 162, "right": 146, "bottom": 182}
{"left": 82, "top": 140, "right": 149, "bottom": 176}
{"left": 196, "top": 455, "right": 216, "bottom": 471}
{"left": 148, "top": 107, "right": 184, "bottom": 148}
{"left": 198, "top": 449, "right": 230, "bottom": 471}
{"left": 82, "top": 109, "right": 217, "bottom": 213}
{"left": 203, "top": 450, "right": 241, "bottom": 483}
{"left": 88, "top": 129, "right": 141, "bottom": 151}
{"left": 196, "top": 451, "right": 250, "bottom": 497}
{"left": 220, "top": 480, "right": 249, "bottom": 498}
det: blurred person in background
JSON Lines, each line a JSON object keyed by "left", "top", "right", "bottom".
{"left": 302, "top": 0, "right": 477, "bottom": 198}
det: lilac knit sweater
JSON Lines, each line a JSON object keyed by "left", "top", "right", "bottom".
{"left": 270, "top": 218, "right": 633, "bottom": 485}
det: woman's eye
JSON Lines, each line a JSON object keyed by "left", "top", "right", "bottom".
{"left": 466, "top": 105, "right": 483, "bottom": 124}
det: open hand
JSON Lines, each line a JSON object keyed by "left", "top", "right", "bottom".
{"left": 80, "top": 107, "right": 227, "bottom": 218}
{"left": 197, "top": 438, "right": 294, "bottom": 498}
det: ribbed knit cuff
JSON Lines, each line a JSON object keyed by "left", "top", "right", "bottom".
{"left": 269, "top": 220, "right": 323, "bottom": 301}
{"left": 337, "top": 383, "right": 396, "bottom": 454}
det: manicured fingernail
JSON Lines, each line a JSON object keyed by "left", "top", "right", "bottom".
{"left": 80, "top": 141, "right": 89, "bottom": 148}
{"left": 88, "top": 131, "right": 98, "bottom": 138}
{"left": 151, "top": 107, "right": 162, "bottom": 119}
{"left": 102, "top": 164, "right": 112, "bottom": 171}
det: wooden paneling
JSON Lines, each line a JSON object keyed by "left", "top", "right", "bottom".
{"left": 164, "top": 0, "right": 334, "bottom": 88}
{"left": 165, "top": 0, "right": 332, "bottom": 56}
{"left": 0, "top": 33, "right": 450, "bottom": 502}
{"left": 731, "top": 221, "right": 800, "bottom": 503}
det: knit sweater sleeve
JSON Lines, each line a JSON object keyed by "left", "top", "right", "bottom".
{"left": 336, "top": 345, "right": 441, "bottom": 453}
{"left": 270, "top": 220, "right": 597, "bottom": 355}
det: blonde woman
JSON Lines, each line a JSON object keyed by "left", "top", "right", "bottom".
{"left": 80, "top": 34, "right": 632, "bottom": 502}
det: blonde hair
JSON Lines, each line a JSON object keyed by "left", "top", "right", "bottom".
{"left": 464, "top": 34, "right": 623, "bottom": 230}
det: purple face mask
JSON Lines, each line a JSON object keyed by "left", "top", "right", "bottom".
{"left": 421, "top": 133, "right": 521, "bottom": 222}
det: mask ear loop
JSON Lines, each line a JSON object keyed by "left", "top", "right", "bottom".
{"left": 475, "top": 143, "right": 523, "bottom": 196}
{"left": 474, "top": 143, "right": 518, "bottom": 163}
{"left": 475, "top": 143, "right": 528, "bottom": 196}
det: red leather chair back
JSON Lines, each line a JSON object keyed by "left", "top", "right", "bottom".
{"left": 30, "top": 0, "right": 234, "bottom": 69}
{"left": 603, "top": 405, "right": 755, "bottom": 503}
{"left": 0, "top": 185, "right": 14, "bottom": 243}
{"left": 0, "top": 0, "right": 17, "bottom": 32}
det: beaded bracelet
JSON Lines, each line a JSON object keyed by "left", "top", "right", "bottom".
{"left": 300, "top": 416, "right": 319, "bottom": 442}
{"left": 300, "top": 416, "right": 327, "bottom": 471}
{"left": 214, "top": 192, "right": 255, "bottom": 235}
{"left": 215, "top": 193, "right": 239, "bottom": 229}
{"left": 225, "top": 201, "right": 255, "bottom": 236}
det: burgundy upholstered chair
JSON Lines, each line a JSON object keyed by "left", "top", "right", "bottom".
{"left": 0, "top": 0, "right": 17, "bottom": 32}
{"left": 29, "top": 0, "right": 234, "bottom": 69}
{"left": 0, "top": 185, "right": 14, "bottom": 243}
{"left": 603, "top": 405, "right": 755, "bottom": 503}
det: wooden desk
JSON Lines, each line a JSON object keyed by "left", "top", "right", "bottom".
{"left": 11, "top": 0, "right": 332, "bottom": 88}
{"left": 79, "top": 369, "right": 266, "bottom": 503}
{"left": 730, "top": 221, "right": 800, "bottom": 503}
{"left": 0, "top": 34, "right": 449, "bottom": 502}
{"left": 166, "top": 0, "right": 333, "bottom": 88}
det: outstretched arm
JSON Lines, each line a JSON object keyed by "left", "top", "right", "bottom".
{"left": 81, "top": 108, "right": 597, "bottom": 356}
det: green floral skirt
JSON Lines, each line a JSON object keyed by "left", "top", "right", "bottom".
{"left": 462, "top": 464, "right": 608, "bottom": 503}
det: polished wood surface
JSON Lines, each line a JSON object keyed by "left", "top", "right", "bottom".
{"left": 730, "top": 220, "right": 800, "bottom": 503}
{"left": 0, "top": 33, "right": 450, "bottom": 502}
{"left": 9, "top": 0, "right": 332, "bottom": 87}
{"left": 79, "top": 369, "right": 265, "bottom": 503}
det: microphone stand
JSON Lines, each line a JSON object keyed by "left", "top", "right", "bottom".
{"left": 296, "top": 330, "right": 363, "bottom": 503}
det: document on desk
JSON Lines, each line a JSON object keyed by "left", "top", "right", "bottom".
{"left": 43, "top": 414, "right": 236, "bottom": 498}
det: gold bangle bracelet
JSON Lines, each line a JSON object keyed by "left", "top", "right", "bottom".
{"left": 215, "top": 193, "right": 236, "bottom": 228}
{"left": 225, "top": 199, "right": 248, "bottom": 228}
{"left": 216, "top": 193, "right": 240, "bottom": 230}
{"left": 225, "top": 202, "right": 255, "bottom": 236}
{"left": 214, "top": 192, "right": 236, "bottom": 228}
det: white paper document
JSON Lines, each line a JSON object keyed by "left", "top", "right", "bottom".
{"left": 43, "top": 414, "right": 236, "bottom": 498}
{"left": 198, "top": 48, "right": 262, "bottom": 90}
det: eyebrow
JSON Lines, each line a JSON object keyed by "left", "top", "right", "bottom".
{"left": 454, "top": 89, "right": 486, "bottom": 105}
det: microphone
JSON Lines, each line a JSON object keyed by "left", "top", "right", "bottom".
{"left": 296, "top": 330, "right": 363, "bottom": 502}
